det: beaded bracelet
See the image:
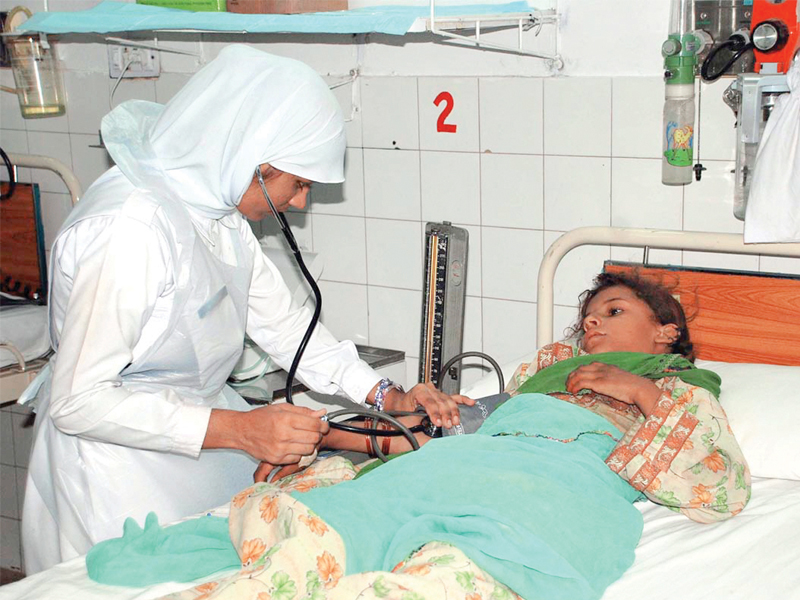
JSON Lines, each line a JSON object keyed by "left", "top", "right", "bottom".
{"left": 373, "top": 377, "right": 404, "bottom": 412}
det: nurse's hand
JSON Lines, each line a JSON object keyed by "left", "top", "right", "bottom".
{"left": 384, "top": 382, "right": 474, "bottom": 430}
{"left": 205, "top": 405, "right": 329, "bottom": 466}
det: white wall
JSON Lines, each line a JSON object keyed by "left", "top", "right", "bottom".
{"left": 1, "top": 0, "right": 798, "bottom": 574}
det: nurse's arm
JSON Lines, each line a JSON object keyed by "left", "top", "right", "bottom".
{"left": 203, "top": 404, "right": 329, "bottom": 465}
{"left": 242, "top": 226, "right": 379, "bottom": 405}
{"left": 48, "top": 216, "right": 213, "bottom": 457}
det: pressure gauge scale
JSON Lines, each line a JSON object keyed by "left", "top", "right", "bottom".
{"left": 418, "top": 222, "right": 468, "bottom": 395}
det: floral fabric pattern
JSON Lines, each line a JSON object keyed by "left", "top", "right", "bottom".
{"left": 159, "top": 456, "right": 520, "bottom": 600}
{"left": 506, "top": 341, "right": 751, "bottom": 523}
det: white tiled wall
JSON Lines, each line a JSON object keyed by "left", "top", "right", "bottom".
{"left": 264, "top": 73, "right": 794, "bottom": 387}
{"left": 4, "top": 38, "right": 797, "bottom": 387}
{"left": 2, "top": 0, "right": 799, "bottom": 575}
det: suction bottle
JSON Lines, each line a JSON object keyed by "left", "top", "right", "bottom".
{"left": 4, "top": 7, "right": 66, "bottom": 119}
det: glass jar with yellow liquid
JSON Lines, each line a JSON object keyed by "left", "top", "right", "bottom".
{"left": 9, "top": 35, "right": 66, "bottom": 119}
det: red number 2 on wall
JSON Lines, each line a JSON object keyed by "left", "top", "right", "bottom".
{"left": 434, "top": 91, "right": 457, "bottom": 134}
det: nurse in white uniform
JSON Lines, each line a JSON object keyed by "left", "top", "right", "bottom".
{"left": 22, "top": 45, "right": 469, "bottom": 574}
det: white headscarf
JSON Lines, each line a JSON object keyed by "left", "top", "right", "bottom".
{"left": 101, "top": 45, "right": 345, "bottom": 220}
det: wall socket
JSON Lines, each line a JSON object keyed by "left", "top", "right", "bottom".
{"left": 107, "top": 45, "right": 160, "bottom": 78}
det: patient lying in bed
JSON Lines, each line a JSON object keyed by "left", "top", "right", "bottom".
{"left": 98, "top": 271, "right": 751, "bottom": 600}
{"left": 328, "top": 270, "right": 750, "bottom": 524}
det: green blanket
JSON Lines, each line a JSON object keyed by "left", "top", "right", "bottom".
{"left": 294, "top": 394, "right": 644, "bottom": 600}
{"left": 516, "top": 351, "right": 721, "bottom": 398}
{"left": 86, "top": 513, "right": 239, "bottom": 586}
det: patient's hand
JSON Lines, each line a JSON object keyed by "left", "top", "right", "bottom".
{"left": 385, "top": 382, "right": 475, "bottom": 429}
{"left": 565, "top": 363, "right": 662, "bottom": 417}
{"left": 253, "top": 461, "right": 305, "bottom": 483}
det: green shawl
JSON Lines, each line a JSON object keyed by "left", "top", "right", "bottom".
{"left": 515, "top": 351, "right": 721, "bottom": 398}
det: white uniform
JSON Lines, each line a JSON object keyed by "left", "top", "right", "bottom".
{"left": 21, "top": 46, "right": 380, "bottom": 573}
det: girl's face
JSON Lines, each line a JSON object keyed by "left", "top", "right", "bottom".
{"left": 581, "top": 285, "right": 677, "bottom": 355}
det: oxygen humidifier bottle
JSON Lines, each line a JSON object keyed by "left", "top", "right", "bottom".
{"left": 661, "top": 0, "right": 703, "bottom": 186}
{"left": 662, "top": 83, "right": 695, "bottom": 185}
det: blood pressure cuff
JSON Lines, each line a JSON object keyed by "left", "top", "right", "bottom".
{"left": 443, "top": 392, "right": 510, "bottom": 436}
{"left": 355, "top": 392, "right": 512, "bottom": 480}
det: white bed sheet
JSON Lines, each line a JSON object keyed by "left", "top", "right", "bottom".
{"left": 604, "top": 476, "right": 800, "bottom": 599}
{"left": 0, "top": 304, "right": 50, "bottom": 369}
{"left": 4, "top": 351, "right": 799, "bottom": 599}
{"left": 2, "top": 477, "right": 798, "bottom": 600}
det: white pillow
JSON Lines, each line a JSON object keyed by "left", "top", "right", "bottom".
{"left": 463, "top": 355, "right": 800, "bottom": 481}
{"left": 695, "top": 360, "right": 800, "bottom": 481}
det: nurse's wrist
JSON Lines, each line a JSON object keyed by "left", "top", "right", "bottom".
{"left": 203, "top": 408, "right": 242, "bottom": 450}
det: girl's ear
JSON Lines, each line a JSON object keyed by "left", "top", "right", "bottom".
{"left": 656, "top": 323, "right": 679, "bottom": 345}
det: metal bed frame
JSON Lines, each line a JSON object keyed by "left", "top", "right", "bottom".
{"left": 1, "top": 153, "right": 81, "bottom": 404}
{"left": 536, "top": 226, "right": 800, "bottom": 348}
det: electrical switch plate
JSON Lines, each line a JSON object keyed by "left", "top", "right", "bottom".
{"left": 107, "top": 44, "right": 160, "bottom": 78}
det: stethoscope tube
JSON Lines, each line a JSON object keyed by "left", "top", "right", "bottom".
{"left": 256, "top": 166, "right": 422, "bottom": 458}
{"left": 255, "top": 167, "right": 506, "bottom": 461}
{"left": 440, "top": 350, "right": 505, "bottom": 395}
{"left": 255, "top": 167, "right": 322, "bottom": 407}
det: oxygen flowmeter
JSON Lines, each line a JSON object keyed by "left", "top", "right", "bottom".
{"left": 662, "top": 0, "right": 710, "bottom": 185}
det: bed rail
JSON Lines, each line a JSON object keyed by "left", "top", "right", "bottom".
{"left": 7, "top": 152, "right": 82, "bottom": 205}
{"left": 537, "top": 227, "right": 800, "bottom": 348}
{"left": 1, "top": 153, "right": 81, "bottom": 403}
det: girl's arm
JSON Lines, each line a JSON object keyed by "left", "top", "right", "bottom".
{"left": 605, "top": 377, "right": 751, "bottom": 523}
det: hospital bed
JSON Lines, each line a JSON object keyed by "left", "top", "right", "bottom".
{"left": 0, "top": 153, "right": 81, "bottom": 405}
{"left": 3, "top": 226, "right": 800, "bottom": 600}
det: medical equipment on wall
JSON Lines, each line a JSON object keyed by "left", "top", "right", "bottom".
{"left": 662, "top": 0, "right": 712, "bottom": 185}
{"left": 418, "top": 222, "right": 468, "bottom": 395}
{"left": 661, "top": 0, "right": 799, "bottom": 208}
{"left": 697, "top": 0, "right": 799, "bottom": 80}
{"left": 750, "top": 0, "right": 799, "bottom": 74}
{"left": 720, "top": 0, "right": 799, "bottom": 219}
{"left": 727, "top": 72, "right": 791, "bottom": 219}
{"left": 695, "top": 1, "right": 756, "bottom": 75}
{"left": 3, "top": 7, "right": 66, "bottom": 119}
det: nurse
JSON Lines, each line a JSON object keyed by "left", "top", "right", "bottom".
{"left": 21, "top": 45, "right": 470, "bottom": 573}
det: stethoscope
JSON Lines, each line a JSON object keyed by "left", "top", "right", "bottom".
{"left": 254, "top": 167, "right": 505, "bottom": 464}
{"left": 254, "top": 167, "right": 426, "bottom": 461}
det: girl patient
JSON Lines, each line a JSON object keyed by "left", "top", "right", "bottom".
{"left": 327, "top": 270, "right": 749, "bottom": 524}
{"left": 132, "top": 272, "right": 753, "bottom": 600}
